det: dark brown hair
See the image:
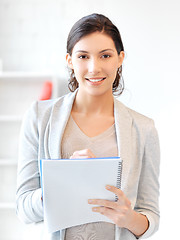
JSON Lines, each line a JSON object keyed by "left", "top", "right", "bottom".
{"left": 67, "top": 13, "right": 124, "bottom": 95}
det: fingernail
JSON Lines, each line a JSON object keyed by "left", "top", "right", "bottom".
{"left": 92, "top": 207, "right": 97, "bottom": 212}
{"left": 106, "top": 185, "right": 111, "bottom": 190}
{"left": 88, "top": 199, "right": 92, "bottom": 203}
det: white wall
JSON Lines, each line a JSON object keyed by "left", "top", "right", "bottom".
{"left": 0, "top": 0, "right": 180, "bottom": 238}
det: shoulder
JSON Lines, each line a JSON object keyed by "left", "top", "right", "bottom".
{"left": 115, "top": 98, "right": 154, "bottom": 124}
{"left": 127, "top": 107, "right": 158, "bottom": 142}
{"left": 114, "top": 98, "right": 155, "bottom": 131}
{"left": 115, "top": 99, "right": 159, "bottom": 150}
{"left": 37, "top": 91, "right": 73, "bottom": 111}
{"left": 127, "top": 107, "right": 154, "bottom": 129}
{"left": 28, "top": 91, "right": 74, "bottom": 116}
{"left": 22, "top": 91, "right": 75, "bottom": 126}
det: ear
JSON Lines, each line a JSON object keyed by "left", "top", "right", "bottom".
{"left": 118, "top": 51, "right": 125, "bottom": 68}
{"left": 66, "top": 53, "right": 74, "bottom": 69}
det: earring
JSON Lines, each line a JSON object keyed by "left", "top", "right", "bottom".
{"left": 71, "top": 70, "right": 75, "bottom": 79}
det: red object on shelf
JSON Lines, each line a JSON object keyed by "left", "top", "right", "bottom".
{"left": 39, "top": 81, "right": 53, "bottom": 100}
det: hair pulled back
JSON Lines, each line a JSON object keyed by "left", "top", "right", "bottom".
{"left": 67, "top": 13, "right": 124, "bottom": 95}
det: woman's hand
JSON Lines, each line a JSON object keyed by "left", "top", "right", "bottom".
{"left": 70, "top": 149, "right": 96, "bottom": 159}
{"left": 88, "top": 185, "right": 133, "bottom": 228}
{"left": 88, "top": 185, "right": 149, "bottom": 237}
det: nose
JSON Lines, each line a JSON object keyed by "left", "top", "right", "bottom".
{"left": 88, "top": 58, "right": 101, "bottom": 74}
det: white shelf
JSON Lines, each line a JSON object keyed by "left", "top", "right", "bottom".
{"left": 0, "top": 71, "right": 56, "bottom": 80}
{"left": 0, "top": 202, "right": 16, "bottom": 209}
{"left": 0, "top": 121, "right": 21, "bottom": 159}
{"left": 0, "top": 159, "right": 17, "bottom": 166}
{"left": 0, "top": 71, "right": 65, "bottom": 239}
{"left": 0, "top": 72, "right": 58, "bottom": 116}
{"left": 0, "top": 115, "right": 23, "bottom": 122}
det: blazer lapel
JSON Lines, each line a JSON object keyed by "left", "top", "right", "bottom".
{"left": 114, "top": 98, "right": 133, "bottom": 195}
{"left": 48, "top": 91, "right": 77, "bottom": 159}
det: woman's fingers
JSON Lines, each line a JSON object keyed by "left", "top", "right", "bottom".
{"left": 91, "top": 204, "right": 133, "bottom": 228}
{"left": 105, "top": 185, "right": 124, "bottom": 199}
{"left": 88, "top": 186, "right": 130, "bottom": 209}
{"left": 88, "top": 199, "right": 118, "bottom": 210}
{"left": 88, "top": 185, "right": 132, "bottom": 227}
{"left": 105, "top": 185, "right": 131, "bottom": 207}
{"left": 70, "top": 149, "right": 96, "bottom": 159}
{"left": 91, "top": 206, "right": 118, "bottom": 223}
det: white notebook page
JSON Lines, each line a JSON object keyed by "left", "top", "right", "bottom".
{"left": 40, "top": 157, "right": 122, "bottom": 233}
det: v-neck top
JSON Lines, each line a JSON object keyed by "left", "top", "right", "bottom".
{"left": 61, "top": 115, "right": 118, "bottom": 159}
{"left": 61, "top": 115, "right": 118, "bottom": 240}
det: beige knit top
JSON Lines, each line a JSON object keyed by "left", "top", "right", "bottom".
{"left": 61, "top": 116, "right": 118, "bottom": 240}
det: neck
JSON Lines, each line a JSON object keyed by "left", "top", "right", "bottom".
{"left": 73, "top": 90, "right": 114, "bottom": 116}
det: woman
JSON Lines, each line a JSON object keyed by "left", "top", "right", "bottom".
{"left": 16, "top": 13, "right": 160, "bottom": 240}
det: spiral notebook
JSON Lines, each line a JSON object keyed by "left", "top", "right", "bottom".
{"left": 40, "top": 157, "right": 122, "bottom": 233}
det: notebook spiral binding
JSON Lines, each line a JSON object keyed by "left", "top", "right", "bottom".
{"left": 115, "top": 160, "right": 122, "bottom": 202}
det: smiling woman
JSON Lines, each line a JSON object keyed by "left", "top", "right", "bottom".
{"left": 66, "top": 32, "right": 124, "bottom": 99}
{"left": 66, "top": 14, "right": 125, "bottom": 95}
{"left": 66, "top": 31, "right": 124, "bottom": 138}
{"left": 16, "top": 13, "right": 160, "bottom": 240}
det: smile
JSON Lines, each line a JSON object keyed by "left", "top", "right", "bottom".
{"left": 85, "top": 77, "right": 106, "bottom": 82}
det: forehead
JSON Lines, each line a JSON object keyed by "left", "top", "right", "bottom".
{"left": 72, "top": 32, "right": 116, "bottom": 53}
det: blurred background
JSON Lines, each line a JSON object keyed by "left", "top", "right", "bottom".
{"left": 0, "top": 0, "right": 180, "bottom": 239}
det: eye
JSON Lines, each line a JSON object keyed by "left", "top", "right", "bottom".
{"left": 102, "top": 54, "right": 111, "bottom": 59}
{"left": 78, "top": 55, "right": 88, "bottom": 59}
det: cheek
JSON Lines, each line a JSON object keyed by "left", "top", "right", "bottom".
{"left": 73, "top": 63, "right": 86, "bottom": 77}
{"left": 105, "top": 64, "right": 118, "bottom": 77}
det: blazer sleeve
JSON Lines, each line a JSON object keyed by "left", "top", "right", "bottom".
{"left": 135, "top": 120, "right": 160, "bottom": 239}
{"left": 16, "top": 101, "right": 43, "bottom": 224}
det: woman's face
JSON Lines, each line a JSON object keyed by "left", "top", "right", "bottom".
{"left": 66, "top": 32, "right": 124, "bottom": 97}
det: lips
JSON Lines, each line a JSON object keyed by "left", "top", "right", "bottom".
{"left": 85, "top": 77, "right": 106, "bottom": 82}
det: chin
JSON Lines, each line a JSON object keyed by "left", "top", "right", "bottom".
{"left": 86, "top": 88, "right": 112, "bottom": 98}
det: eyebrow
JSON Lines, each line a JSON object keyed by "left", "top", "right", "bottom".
{"left": 75, "top": 49, "right": 115, "bottom": 54}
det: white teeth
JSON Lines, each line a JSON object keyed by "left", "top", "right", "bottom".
{"left": 87, "top": 78, "right": 104, "bottom": 82}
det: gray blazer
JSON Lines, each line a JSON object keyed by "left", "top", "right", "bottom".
{"left": 16, "top": 91, "right": 160, "bottom": 240}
